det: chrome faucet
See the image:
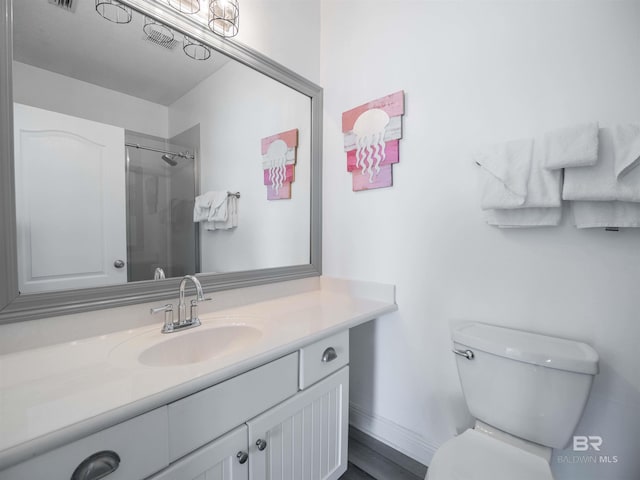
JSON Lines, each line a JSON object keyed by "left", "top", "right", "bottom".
{"left": 150, "top": 275, "right": 211, "bottom": 333}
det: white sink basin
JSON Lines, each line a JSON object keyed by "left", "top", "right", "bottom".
{"left": 109, "top": 318, "right": 265, "bottom": 368}
{"left": 139, "top": 325, "right": 263, "bottom": 367}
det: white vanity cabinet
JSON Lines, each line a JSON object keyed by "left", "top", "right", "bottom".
{"left": 149, "top": 425, "right": 249, "bottom": 480}
{"left": 152, "top": 331, "right": 350, "bottom": 480}
{"left": 149, "top": 367, "right": 349, "bottom": 480}
{"left": 0, "top": 408, "right": 170, "bottom": 480}
{"left": 248, "top": 367, "right": 349, "bottom": 480}
{"left": 0, "top": 331, "right": 350, "bottom": 480}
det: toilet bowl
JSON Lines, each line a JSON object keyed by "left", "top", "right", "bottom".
{"left": 426, "top": 322, "right": 599, "bottom": 480}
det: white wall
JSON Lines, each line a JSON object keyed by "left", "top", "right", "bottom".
{"left": 320, "top": 1, "right": 640, "bottom": 479}
{"left": 12, "top": 62, "right": 169, "bottom": 138}
{"left": 234, "top": 0, "right": 321, "bottom": 84}
{"left": 168, "top": 61, "right": 312, "bottom": 273}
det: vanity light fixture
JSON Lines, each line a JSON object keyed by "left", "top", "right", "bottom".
{"left": 166, "top": 0, "right": 201, "bottom": 15}
{"left": 95, "top": 0, "right": 133, "bottom": 24}
{"left": 208, "top": 0, "right": 239, "bottom": 38}
{"left": 183, "top": 35, "right": 212, "bottom": 60}
{"left": 93, "top": 0, "right": 230, "bottom": 61}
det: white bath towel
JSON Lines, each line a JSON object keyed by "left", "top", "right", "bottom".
{"left": 475, "top": 138, "right": 533, "bottom": 210}
{"left": 484, "top": 207, "right": 562, "bottom": 228}
{"left": 572, "top": 201, "right": 640, "bottom": 228}
{"left": 205, "top": 195, "right": 238, "bottom": 231}
{"left": 517, "top": 138, "right": 563, "bottom": 208}
{"left": 563, "top": 125, "right": 640, "bottom": 202}
{"left": 544, "top": 122, "right": 599, "bottom": 170}
{"left": 480, "top": 138, "right": 562, "bottom": 227}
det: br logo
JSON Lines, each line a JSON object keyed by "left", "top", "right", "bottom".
{"left": 573, "top": 436, "right": 603, "bottom": 452}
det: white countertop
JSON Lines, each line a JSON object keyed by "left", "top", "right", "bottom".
{"left": 0, "top": 284, "right": 396, "bottom": 470}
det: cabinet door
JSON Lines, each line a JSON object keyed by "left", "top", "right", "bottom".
{"left": 248, "top": 367, "right": 349, "bottom": 480}
{"left": 150, "top": 425, "right": 249, "bottom": 480}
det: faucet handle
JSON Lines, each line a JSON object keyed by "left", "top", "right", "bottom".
{"left": 150, "top": 303, "right": 173, "bottom": 315}
{"left": 151, "top": 304, "right": 175, "bottom": 333}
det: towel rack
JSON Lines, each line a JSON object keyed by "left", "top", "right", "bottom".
{"left": 227, "top": 191, "right": 241, "bottom": 198}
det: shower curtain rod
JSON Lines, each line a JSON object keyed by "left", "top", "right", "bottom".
{"left": 125, "top": 142, "right": 194, "bottom": 159}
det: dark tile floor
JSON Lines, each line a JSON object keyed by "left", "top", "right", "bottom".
{"left": 342, "top": 428, "right": 427, "bottom": 480}
{"left": 340, "top": 462, "right": 376, "bottom": 479}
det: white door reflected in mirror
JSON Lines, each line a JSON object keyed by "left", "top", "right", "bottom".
{"left": 14, "top": 103, "right": 127, "bottom": 294}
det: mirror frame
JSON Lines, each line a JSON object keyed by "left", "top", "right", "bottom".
{"left": 0, "top": 0, "right": 322, "bottom": 324}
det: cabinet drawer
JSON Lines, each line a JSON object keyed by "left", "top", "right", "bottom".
{"left": 0, "top": 407, "right": 169, "bottom": 480}
{"left": 168, "top": 352, "right": 298, "bottom": 461}
{"left": 299, "top": 330, "right": 349, "bottom": 389}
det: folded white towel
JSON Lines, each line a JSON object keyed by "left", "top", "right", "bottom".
{"left": 475, "top": 138, "right": 533, "bottom": 210}
{"left": 205, "top": 195, "right": 238, "bottom": 231}
{"left": 563, "top": 125, "right": 640, "bottom": 202}
{"left": 207, "top": 191, "right": 229, "bottom": 222}
{"left": 519, "top": 139, "right": 563, "bottom": 208}
{"left": 193, "top": 191, "right": 219, "bottom": 222}
{"left": 544, "top": 122, "right": 599, "bottom": 170}
{"left": 479, "top": 138, "right": 562, "bottom": 227}
{"left": 484, "top": 207, "right": 562, "bottom": 228}
{"left": 572, "top": 201, "right": 640, "bottom": 228}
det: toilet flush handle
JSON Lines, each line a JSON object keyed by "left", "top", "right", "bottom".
{"left": 452, "top": 348, "right": 474, "bottom": 360}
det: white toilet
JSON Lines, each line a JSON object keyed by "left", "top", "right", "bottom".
{"left": 427, "top": 322, "right": 599, "bottom": 480}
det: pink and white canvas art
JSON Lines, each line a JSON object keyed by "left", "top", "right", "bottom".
{"left": 342, "top": 91, "right": 405, "bottom": 191}
{"left": 261, "top": 128, "right": 298, "bottom": 200}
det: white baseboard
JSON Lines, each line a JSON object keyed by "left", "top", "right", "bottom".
{"left": 349, "top": 403, "right": 439, "bottom": 467}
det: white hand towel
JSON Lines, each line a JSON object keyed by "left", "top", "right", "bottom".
{"left": 484, "top": 207, "right": 562, "bottom": 228}
{"left": 205, "top": 195, "right": 238, "bottom": 231}
{"left": 475, "top": 138, "right": 533, "bottom": 210}
{"left": 206, "top": 191, "right": 230, "bottom": 222}
{"left": 193, "top": 191, "right": 219, "bottom": 222}
{"left": 572, "top": 201, "right": 640, "bottom": 228}
{"left": 544, "top": 122, "right": 599, "bottom": 170}
{"left": 563, "top": 125, "right": 640, "bottom": 202}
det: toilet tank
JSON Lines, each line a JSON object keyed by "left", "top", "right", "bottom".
{"left": 452, "top": 322, "right": 598, "bottom": 449}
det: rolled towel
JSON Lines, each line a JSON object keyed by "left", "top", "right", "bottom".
{"left": 544, "top": 122, "right": 599, "bottom": 170}
{"left": 484, "top": 207, "right": 562, "bottom": 228}
{"left": 475, "top": 138, "right": 533, "bottom": 210}
{"left": 572, "top": 201, "right": 640, "bottom": 228}
{"left": 563, "top": 125, "right": 640, "bottom": 202}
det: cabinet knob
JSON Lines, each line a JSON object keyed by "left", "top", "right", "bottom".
{"left": 322, "top": 347, "right": 338, "bottom": 363}
{"left": 237, "top": 451, "right": 249, "bottom": 464}
{"left": 256, "top": 439, "right": 268, "bottom": 451}
{"left": 70, "top": 450, "right": 120, "bottom": 480}
{"left": 113, "top": 260, "right": 125, "bottom": 269}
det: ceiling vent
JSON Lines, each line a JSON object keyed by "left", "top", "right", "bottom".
{"left": 48, "top": 0, "right": 75, "bottom": 11}
{"left": 143, "top": 32, "right": 179, "bottom": 50}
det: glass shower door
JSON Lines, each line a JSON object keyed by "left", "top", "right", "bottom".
{"left": 125, "top": 133, "right": 198, "bottom": 282}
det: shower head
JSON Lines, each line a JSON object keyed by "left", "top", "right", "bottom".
{"left": 161, "top": 153, "right": 178, "bottom": 166}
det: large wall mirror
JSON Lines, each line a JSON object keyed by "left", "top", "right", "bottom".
{"left": 0, "top": 0, "right": 322, "bottom": 323}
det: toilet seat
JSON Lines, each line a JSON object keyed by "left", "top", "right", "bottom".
{"left": 427, "top": 429, "right": 553, "bottom": 480}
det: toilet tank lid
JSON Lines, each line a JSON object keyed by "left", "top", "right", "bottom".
{"left": 452, "top": 323, "right": 599, "bottom": 375}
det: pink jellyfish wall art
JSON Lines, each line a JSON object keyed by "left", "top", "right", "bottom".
{"left": 261, "top": 128, "right": 298, "bottom": 200}
{"left": 342, "top": 91, "right": 405, "bottom": 191}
